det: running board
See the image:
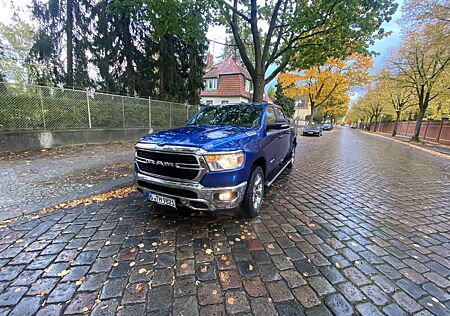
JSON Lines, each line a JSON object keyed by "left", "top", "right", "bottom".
{"left": 265, "top": 158, "right": 293, "bottom": 187}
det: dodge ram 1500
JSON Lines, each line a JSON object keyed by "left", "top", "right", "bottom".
{"left": 134, "top": 102, "right": 296, "bottom": 217}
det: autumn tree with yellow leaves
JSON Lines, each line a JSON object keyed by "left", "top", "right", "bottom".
{"left": 346, "top": 82, "right": 390, "bottom": 131}
{"left": 279, "top": 54, "right": 372, "bottom": 124}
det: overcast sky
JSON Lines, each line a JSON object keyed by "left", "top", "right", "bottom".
{"left": 1, "top": 0, "right": 404, "bottom": 97}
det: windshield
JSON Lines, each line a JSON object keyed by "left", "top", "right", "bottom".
{"left": 188, "top": 104, "right": 262, "bottom": 128}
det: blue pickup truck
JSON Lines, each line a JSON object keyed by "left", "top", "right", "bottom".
{"left": 134, "top": 102, "right": 296, "bottom": 217}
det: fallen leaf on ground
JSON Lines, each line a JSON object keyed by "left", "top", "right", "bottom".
{"left": 227, "top": 297, "right": 235, "bottom": 305}
{"left": 75, "top": 277, "right": 85, "bottom": 285}
{"left": 135, "top": 283, "right": 144, "bottom": 293}
{"left": 57, "top": 269, "right": 70, "bottom": 277}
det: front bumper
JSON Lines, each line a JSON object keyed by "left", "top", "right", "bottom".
{"left": 303, "top": 131, "right": 320, "bottom": 135}
{"left": 136, "top": 172, "right": 247, "bottom": 211}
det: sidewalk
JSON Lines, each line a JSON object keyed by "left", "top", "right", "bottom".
{"left": 0, "top": 142, "right": 135, "bottom": 221}
{"left": 361, "top": 130, "right": 450, "bottom": 157}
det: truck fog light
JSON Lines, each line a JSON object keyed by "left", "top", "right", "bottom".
{"left": 217, "top": 191, "right": 236, "bottom": 201}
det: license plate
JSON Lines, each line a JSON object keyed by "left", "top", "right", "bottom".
{"left": 146, "top": 192, "right": 176, "bottom": 208}
{"left": 308, "top": 131, "right": 313, "bottom": 134}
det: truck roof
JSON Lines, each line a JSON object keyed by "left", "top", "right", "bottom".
{"left": 203, "top": 102, "right": 276, "bottom": 108}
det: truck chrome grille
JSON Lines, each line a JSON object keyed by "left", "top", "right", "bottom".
{"left": 135, "top": 149, "right": 201, "bottom": 181}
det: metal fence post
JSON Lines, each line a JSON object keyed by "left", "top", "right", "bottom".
{"left": 86, "top": 89, "right": 92, "bottom": 129}
{"left": 148, "top": 97, "right": 152, "bottom": 132}
{"left": 186, "top": 104, "right": 189, "bottom": 121}
{"left": 122, "top": 96, "right": 125, "bottom": 128}
{"left": 40, "top": 90, "right": 46, "bottom": 130}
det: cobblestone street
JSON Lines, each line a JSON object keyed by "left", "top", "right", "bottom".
{"left": 0, "top": 128, "right": 449, "bottom": 315}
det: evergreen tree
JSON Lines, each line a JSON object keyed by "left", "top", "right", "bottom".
{"left": 274, "top": 83, "right": 295, "bottom": 118}
{"left": 219, "top": 36, "right": 240, "bottom": 61}
{"left": 29, "top": 0, "right": 92, "bottom": 88}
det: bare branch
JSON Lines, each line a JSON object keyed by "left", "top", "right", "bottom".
{"left": 216, "top": 0, "right": 251, "bottom": 23}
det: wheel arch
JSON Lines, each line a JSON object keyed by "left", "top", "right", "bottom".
{"left": 251, "top": 157, "right": 266, "bottom": 177}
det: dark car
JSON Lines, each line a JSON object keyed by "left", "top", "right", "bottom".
{"left": 302, "top": 124, "right": 322, "bottom": 136}
{"left": 322, "top": 123, "right": 333, "bottom": 131}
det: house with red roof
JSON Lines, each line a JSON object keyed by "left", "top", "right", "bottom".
{"left": 200, "top": 57, "right": 271, "bottom": 105}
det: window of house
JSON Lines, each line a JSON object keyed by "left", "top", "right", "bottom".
{"left": 206, "top": 100, "right": 213, "bottom": 105}
{"left": 244, "top": 78, "right": 253, "bottom": 93}
{"left": 204, "top": 78, "right": 218, "bottom": 91}
{"left": 221, "top": 100, "right": 228, "bottom": 104}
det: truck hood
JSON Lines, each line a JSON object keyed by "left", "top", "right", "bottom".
{"left": 139, "top": 125, "right": 258, "bottom": 151}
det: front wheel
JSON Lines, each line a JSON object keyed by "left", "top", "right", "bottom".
{"left": 241, "top": 166, "right": 264, "bottom": 218}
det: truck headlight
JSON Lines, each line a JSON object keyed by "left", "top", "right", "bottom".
{"left": 204, "top": 151, "right": 244, "bottom": 171}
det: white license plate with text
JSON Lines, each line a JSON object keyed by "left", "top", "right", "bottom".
{"left": 146, "top": 192, "right": 176, "bottom": 208}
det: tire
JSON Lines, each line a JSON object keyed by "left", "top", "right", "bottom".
{"left": 287, "top": 144, "right": 296, "bottom": 168}
{"left": 241, "top": 166, "right": 264, "bottom": 218}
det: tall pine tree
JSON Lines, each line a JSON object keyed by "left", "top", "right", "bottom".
{"left": 30, "top": 0, "right": 91, "bottom": 88}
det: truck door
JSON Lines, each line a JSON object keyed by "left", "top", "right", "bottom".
{"left": 274, "top": 107, "right": 290, "bottom": 162}
{"left": 261, "top": 106, "right": 285, "bottom": 175}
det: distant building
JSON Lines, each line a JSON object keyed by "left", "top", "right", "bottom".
{"left": 293, "top": 98, "right": 310, "bottom": 126}
{"left": 200, "top": 57, "right": 271, "bottom": 105}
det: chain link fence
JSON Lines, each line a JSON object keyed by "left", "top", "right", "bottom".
{"left": 0, "top": 83, "right": 200, "bottom": 131}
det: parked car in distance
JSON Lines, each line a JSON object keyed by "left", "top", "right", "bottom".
{"left": 134, "top": 103, "right": 296, "bottom": 218}
{"left": 350, "top": 123, "right": 357, "bottom": 129}
{"left": 302, "top": 124, "right": 323, "bottom": 136}
{"left": 322, "top": 123, "right": 333, "bottom": 131}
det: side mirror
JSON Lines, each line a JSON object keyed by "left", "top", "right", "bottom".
{"left": 266, "top": 123, "right": 281, "bottom": 130}
{"left": 266, "top": 122, "right": 289, "bottom": 130}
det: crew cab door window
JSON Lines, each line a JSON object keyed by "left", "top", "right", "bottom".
{"left": 265, "top": 106, "right": 276, "bottom": 126}
{"left": 275, "top": 108, "right": 287, "bottom": 122}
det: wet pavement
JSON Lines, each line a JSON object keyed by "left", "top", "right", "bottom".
{"left": 0, "top": 142, "right": 134, "bottom": 220}
{"left": 0, "top": 128, "right": 449, "bottom": 315}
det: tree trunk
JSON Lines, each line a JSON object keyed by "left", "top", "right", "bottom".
{"left": 369, "top": 116, "right": 374, "bottom": 131}
{"left": 66, "top": 0, "right": 74, "bottom": 87}
{"left": 159, "top": 37, "right": 165, "bottom": 100}
{"left": 411, "top": 107, "right": 426, "bottom": 141}
{"left": 252, "top": 71, "right": 265, "bottom": 102}
{"left": 392, "top": 111, "right": 401, "bottom": 137}
{"left": 309, "top": 105, "right": 315, "bottom": 124}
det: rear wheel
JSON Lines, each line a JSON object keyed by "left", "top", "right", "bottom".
{"left": 241, "top": 166, "right": 264, "bottom": 218}
{"left": 287, "top": 144, "right": 296, "bottom": 168}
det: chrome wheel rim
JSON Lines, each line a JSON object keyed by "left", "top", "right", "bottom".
{"left": 252, "top": 173, "right": 263, "bottom": 211}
